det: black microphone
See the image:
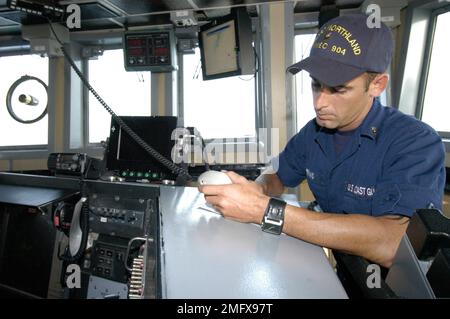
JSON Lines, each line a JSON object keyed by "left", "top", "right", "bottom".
{"left": 18, "top": 94, "right": 39, "bottom": 106}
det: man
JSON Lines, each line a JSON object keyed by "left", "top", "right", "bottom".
{"left": 199, "top": 14, "right": 445, "bottom": 268}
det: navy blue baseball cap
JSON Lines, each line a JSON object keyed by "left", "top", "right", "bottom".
{"left": 287, "top": 14, "right": 394, "bottom": 87}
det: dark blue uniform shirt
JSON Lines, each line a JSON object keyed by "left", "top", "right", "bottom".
{"left": 276, "top": 99, "right": 446, "bottom": 217}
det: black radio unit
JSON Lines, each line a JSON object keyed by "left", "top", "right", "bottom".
{"left": 48, "top": 153, "right": 104, "bottom": 179}
{"left": 48, "top": 153, "right": 88, "bottom": 176}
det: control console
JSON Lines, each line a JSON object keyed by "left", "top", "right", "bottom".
{"left": 85, "top": 180, "right": 159, "bottom": 238}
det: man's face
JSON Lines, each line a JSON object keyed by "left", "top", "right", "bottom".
{"left": 311, "top": 73, "right": 375, "bottom": 131}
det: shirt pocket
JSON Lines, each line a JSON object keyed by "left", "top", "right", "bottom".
{"left": 342, "top": 192, "right": 374, "bottom": 214}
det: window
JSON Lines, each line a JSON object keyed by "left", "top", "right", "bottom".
{"left": 421, "top": 10, "right": 450, "bottom": 134}
{"left": 0, "top": 54, "right": 49, "bottom": 147}
{"left": 88, "top": 49, "right": 151, "bottom": 143}
{"left": 183, "top": 48, "right": 256, "bottom": 140}
{"left": 294, "top": 33, "right": 316, "bottom": 131}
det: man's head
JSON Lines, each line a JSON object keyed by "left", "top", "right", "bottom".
{"left": 288, "top": 14, "right": 393, "bottom": 131}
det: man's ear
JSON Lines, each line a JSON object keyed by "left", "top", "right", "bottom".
{"left": 369, "top": 73, "right": 389, "bottom": 97}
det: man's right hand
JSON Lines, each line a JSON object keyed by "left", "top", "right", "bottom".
{"left": 198, "top": 171, "right": 270, "bottom": 224}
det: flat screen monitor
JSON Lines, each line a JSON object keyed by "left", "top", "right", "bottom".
{"left": 198, "top": 7, "right": 254, "bottom": 81}
{"left": 200, "top": 19, "right": 239, "bottom": 79}
{"left": 106, "top": 116, "right": 178, "bottom": 179}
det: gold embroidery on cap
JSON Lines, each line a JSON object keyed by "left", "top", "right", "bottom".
{"left": 326, "top": 24, "right": 362, "bottom": 55}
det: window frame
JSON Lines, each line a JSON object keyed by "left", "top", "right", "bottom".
{"left": 293, "top": 28, "right": 318, "bottom": 133}
{"left": 178, "top": 39, "right": 260, "bottom": 145}
{"left": 178, "top": 48, "right": 261, "bottom": 145}
{"left": 85, "top": 45, "right": 152, "bottom": 148}
{"left": 85, "top": 44, "right": 120, "bottom": 148}
{"left": 416, "top": 5, "right": 450, "bottom": 139}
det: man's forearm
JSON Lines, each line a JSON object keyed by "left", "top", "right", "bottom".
{"left": 282, "top": 205, "right": 409, "bottom": 268}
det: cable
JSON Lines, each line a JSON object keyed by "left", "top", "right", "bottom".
{"left": 238, "top": 75, "right": 255, "bottom": 81}
{"left": 74, "top": 182, "right": 89, "bottom": 261}
{"left": 254, "top": 45, "right": 260, "bottom": 74}
{"left": 58, "top": 184, "right": 89, "bottom": 263}
{"left": 193, "top": 57, "right": 202, "bottom": 79}
{"left": 47, "top": 20, "right": 193, "bottom": 181}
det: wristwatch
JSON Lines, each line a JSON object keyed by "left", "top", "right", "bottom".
{"left": 261, "top": 198, "right": 287, "bottom": 235}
